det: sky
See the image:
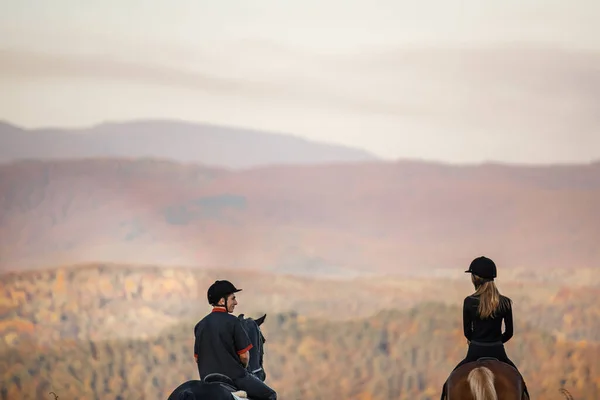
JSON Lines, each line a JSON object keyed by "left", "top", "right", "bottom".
{"left": 1, "top": 0, "right": 599, "bottom": 164}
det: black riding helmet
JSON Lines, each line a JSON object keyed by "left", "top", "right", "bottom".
{"left": 465, "top": 256, "right": 497, "bottom": 281}
{"left": 207, "top": 280, "right": 242, "bottom": 306}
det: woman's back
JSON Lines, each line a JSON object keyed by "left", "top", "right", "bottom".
{"left": 463, "top": 294, "right": 513, "bottom": 344}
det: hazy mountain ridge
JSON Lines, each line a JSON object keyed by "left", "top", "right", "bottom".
{"left": 0, "top": 119, "right": 378, "bottom": 168}
{"left": 1, "top": 158, "right": 599, "bottom": 273}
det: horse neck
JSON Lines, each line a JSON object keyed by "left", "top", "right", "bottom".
{"left": 250, "top": 332, "right": 264, "bottom": 371}
{"left": 244, "top": 320, "right": 264, "bottom": 372}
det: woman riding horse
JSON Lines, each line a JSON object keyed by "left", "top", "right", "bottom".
{"left": 441, "top": 256, "right": 530, "bottom": 399}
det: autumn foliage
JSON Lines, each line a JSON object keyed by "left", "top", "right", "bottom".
{"left": 1, "top": 264, "right": 599, "bottom": 399}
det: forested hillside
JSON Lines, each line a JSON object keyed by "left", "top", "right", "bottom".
{"left": 1, "top": 264, "right": 598, "bottom": 399}
{"left": 1, "top": 305, "right": 598, "bottom": 400}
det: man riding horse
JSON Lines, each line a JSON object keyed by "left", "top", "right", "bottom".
{"left": 193, "top": 280, "right": 277, "bottom": 400}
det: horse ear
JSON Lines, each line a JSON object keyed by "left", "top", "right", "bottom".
{"left": 238, "top": 313, "right": 245, "bottom": 320}
{"left": 255, "top": 314, "right": 266, "bottom": 326}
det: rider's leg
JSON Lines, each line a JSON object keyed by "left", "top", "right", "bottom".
{"left": 233, "top": 373, "right": 277, "bottom": 400}
{"left": 497, "top": 348, "right": 530, "bottom": 398}
{"left": 441, "top": 348, "right": 479, "bottom": 400}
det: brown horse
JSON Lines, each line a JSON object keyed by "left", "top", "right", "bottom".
{"left": 445, "top": 358, "right": 528, "bottom": 400}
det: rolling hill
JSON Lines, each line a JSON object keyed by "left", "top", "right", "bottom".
{"left": 1, "top": 158, "right": 599, "bottom": 274}
{"left": 0, "top": 120, "right": 377, "bottom": 168}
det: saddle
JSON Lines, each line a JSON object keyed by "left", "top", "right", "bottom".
{"left": 476, "top": 357, "right": 499, "bottom": 362}
{"left": 203, "top": 373, "right": 249, "bottom": 398}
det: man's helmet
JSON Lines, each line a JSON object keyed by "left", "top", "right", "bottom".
{"left": 464, "top": 256, "right": 497, "bottom": 280}
{"left": 207, "top": 280, "right": 242, "bottom": 306}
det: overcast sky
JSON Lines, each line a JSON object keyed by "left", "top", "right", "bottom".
{"left": 1, "top": 0, "right": 599, "bottom": 164}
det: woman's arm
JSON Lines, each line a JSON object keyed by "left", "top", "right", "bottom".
{"left": 463, "top": 298, "right": 472, "bottom": 341}
{"left": 502, "top": 303, "right": 514, "bottom": 343}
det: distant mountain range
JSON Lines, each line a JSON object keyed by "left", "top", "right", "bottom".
{"left": 1, "top": 157, "right": 598, "bottom": 273}
{"left": 0, "top": 119, "right": 377, "bottom": 168}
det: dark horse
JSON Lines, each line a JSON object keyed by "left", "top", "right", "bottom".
{"left": 444, "top": 358, "right": 528, "bottom": 400}
{"left": 166, "top": 313, "right": 268, "bottom": 400}
{"left": 238, "top": 313, "right": 267, "bottom": 382}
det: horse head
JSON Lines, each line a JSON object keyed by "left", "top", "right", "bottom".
{"left": 237, "top": 313, "right": 267, "bottom": 382}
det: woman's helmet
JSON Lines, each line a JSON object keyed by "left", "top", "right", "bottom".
{"left": 464, "top": 256, "right": 497, "bottom": 281}
{"left": 207, "top": 280, "right": 242, "bottom": 306}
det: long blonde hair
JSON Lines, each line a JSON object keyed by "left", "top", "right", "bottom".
{"left": 471, "top": 275, "right": 511, "bottom": 319}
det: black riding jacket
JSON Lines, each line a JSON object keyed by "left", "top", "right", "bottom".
{"left": 194, "top": 308, "right": 253, "bottom": 380}
{"left": 463, "top": 294, "right": 513, "bottom": 344}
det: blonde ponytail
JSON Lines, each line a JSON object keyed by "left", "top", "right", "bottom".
{"left": 471, "top": 275, "right": 510, "bottom": 318}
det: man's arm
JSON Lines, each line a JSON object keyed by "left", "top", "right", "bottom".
{"left": 193, "top": 325, "right": 200, "bottom": 363}
{"left": 239, "top": 351, "right": 250, "bottom": 368}
{"left": 233, "top": 319, "right": 253, "bottom": 367}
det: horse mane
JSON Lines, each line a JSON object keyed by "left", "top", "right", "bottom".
{"left": 467, "top": 366, "right": 498, "bottom": 400}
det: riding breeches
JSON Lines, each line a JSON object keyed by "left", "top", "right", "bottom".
{"left": 452, "top": 342, "right": 519, "bottom": 372}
